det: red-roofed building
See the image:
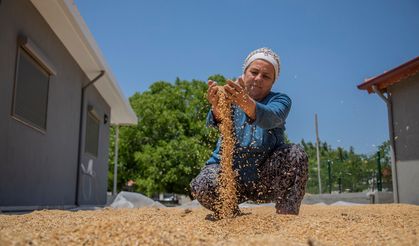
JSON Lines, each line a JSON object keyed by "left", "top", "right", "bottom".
{"left": 358, "top": 56, "right": 419, "bottom": 205}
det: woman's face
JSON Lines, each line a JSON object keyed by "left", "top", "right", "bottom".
{"left": 243, "top": 59, "right": 276, "bottom": 101}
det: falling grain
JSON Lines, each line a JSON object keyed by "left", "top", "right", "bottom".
{"left": 215, "top": 89, "right": 238, "bottom": 219}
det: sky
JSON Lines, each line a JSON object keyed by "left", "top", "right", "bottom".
{"left": 74, "top": 0, "right": 419, "bottom": 155}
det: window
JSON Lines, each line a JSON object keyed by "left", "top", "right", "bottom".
{"left": 85, "top": 108, "right": 100, "bottom": 157}
{"left": 12, "top": 48, "right": 50, "bottom": 131}
{"left": 12, "top": 36, "right": 56, "bottom": 132}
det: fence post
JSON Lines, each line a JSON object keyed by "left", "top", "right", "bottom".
{"left": 377, "top": 151, "right": 382, "bottom": 192}
{"left": 328, "top": 160, "right": 332, "bottom": 194}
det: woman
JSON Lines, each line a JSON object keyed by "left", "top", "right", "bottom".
{"left": 190, "top": 48, "right": 308, "bottom": 216}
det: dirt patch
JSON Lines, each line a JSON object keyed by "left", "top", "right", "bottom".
{"left": 1, "top": 204, "right": 418, "bottom": 245}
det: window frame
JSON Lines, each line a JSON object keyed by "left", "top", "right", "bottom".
{"left": 11, "top": 36, "right": 56, "bottom": 133}
{"left": 84, "top": 106, "right": 101, "bottom": 158}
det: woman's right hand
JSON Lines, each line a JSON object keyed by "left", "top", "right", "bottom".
{"left": 207, "top": 80, "right": 219, "bottom": 107}
{"left": 207, "top": 80, "right": 222, "bottom": 122}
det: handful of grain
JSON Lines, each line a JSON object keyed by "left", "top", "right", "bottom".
{"left": 215, "top": 87, "right": 238, "bottom": 219}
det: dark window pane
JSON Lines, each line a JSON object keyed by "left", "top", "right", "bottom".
{"left": 85, "top": 111, "right": 100, "bottom": 157}
{"left": 14, "top": 49, "right": 49, "bottom": 130}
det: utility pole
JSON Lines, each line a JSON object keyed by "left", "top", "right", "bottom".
{"left": 315, "top": 113, "right": 322, "bottom": 194}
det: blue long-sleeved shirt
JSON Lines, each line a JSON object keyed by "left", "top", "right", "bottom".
{"left": 206, "top": 91, "right": 291, "bottom": 186}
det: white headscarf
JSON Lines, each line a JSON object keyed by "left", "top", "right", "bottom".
{"left": 243, "top": 47, "right": 281, "bottom": 81}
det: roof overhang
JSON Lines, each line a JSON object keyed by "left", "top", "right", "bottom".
{"left": 357, "top": 56, "right": 419, "bottom": 94}
{"left": 30, "top": 0, "right": 137, "bottom": 125}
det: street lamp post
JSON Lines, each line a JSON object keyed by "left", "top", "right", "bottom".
{"left": 113, "top": 125, "right": 119, "bottom": 196}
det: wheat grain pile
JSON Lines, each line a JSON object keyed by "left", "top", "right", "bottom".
{"left": 0, "top": 204, "right": 418, "bottom": 245}
{"left": 215, "top": 90, "right": 238, "bottom": 219}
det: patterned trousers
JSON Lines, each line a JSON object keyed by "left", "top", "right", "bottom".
{"left": 190, "top": 144, "right": 309, "bottom": 215}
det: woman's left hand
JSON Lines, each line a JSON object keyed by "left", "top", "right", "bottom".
{"left": 224, "top": 77, "right": 256, "bottom": 120}
{"left": 224, "top": 78, "right": 247, "bottom": 106}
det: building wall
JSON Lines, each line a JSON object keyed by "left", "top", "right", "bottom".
{"left": 78, "top": 86, "right": 111, "bottom": 206}
{"left": 390, "top": 72, "right": 419, "bottom": 204}
{"left": 0, "top": 0, "right": 110, "bottom": 208}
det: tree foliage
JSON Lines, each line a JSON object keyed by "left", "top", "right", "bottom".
{"left": 108, "top": 77, "right": 221, "bottom": 196}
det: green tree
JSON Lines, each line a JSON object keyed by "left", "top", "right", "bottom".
{"left": 208, "top": 74, "right": 227, "bottom": 85}
{"left": 108, "top": 77, "right": 229, "bottom": 196}
{"left": 377, "top": 140, "right": 392, "bottom": 190}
